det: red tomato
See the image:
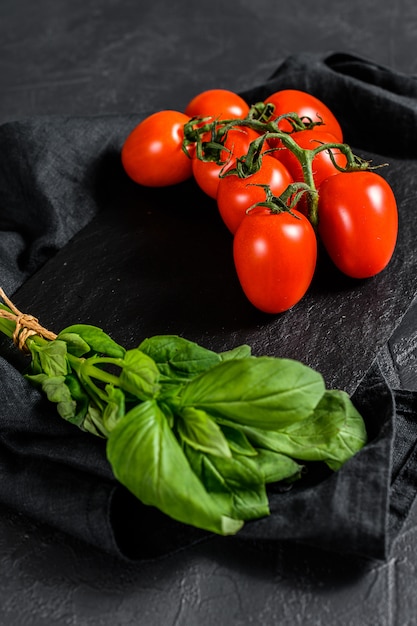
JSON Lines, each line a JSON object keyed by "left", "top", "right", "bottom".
{"left": 318, "top": 171, "right": 398, "bottom": 278}
{"left": 272, "top": 129, "right": 347, "bottom": 189}
{"left": 217, "top": 155, "right": 293, "bottom": 234}
{"left": 121, "top": 110, "right": 192, "bottom": 187}
{"left": 264, "top": 89, "right": 343, "bottom": 141}
{"left": 192, "top": 158, "right": 224, "bottom": 199}
{"left": 233, "top": 208, "right": 317, "bottom": 313}
{"left": 185, "top": 89, "right": 250, "bottom": 121}
{"left": 192, "top": 127, "right": 269, "bottom": 199}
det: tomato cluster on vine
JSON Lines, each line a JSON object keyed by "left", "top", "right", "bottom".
{"left": 121, "top": 88, "right": 398, "bottom": 314}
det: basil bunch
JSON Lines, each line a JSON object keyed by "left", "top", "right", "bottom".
{"left": 0, "top": 315, "right": 367, "bottom": 536}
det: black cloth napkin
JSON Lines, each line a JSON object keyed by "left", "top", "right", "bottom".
{"left": 1, "top": 51, "right": 417, "bottom": 561}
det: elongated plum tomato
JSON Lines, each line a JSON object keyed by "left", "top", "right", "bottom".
{"left": 192, "top": 127, "right": 269, "bottom": 199}
{"left": 217, "top": 155, "right": 293, "bottom": 234}
{"left": 185, "top": 89, "right": 250, "bottom": 120}
{"left": 121, "top": 110, "right": 192, "bottom": 187}
{"left": 264, "top": 89, "right": 343, "bottom": 141}
{"left": 318, "top": 171, "right": 398, "bottom": 279}
{"left": 233, "top": 208, "right": 317, "bottom": 314}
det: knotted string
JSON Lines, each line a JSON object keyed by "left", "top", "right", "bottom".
{"left": 0, "top": 288, "right": 57, "bottom": 352}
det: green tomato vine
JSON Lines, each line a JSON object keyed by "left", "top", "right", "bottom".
{"left": 183, "top": 102, "right": 379, "bottom": 230}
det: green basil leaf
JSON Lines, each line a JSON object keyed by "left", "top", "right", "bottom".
{"left": 57, "top": 332, "right": 91, "bottom": 357}
{"left": 107, "top": 400, "right": 243, "bottom": 535}
{"left": 138, "top": 335, "right": 221, "bottom": 381}
{"left": 118, "top": 349, "right": 161, "bottom": 400}
{"left": 83, "top": 404, "right": 108, "bottom": 438}
{"left": 219, "top": 344, "right": 252, "bottom": 361}
{"left": 103, "top": 385, "right": 125, "bottom": 432}
{"left": 180, "top": 356, "right": 325, "bottom": 429}
{"left": 254, "top": 449, "right": 303, "bottom": 484}
{"left": 239, "top": 390, "right": 367, "bottom": 470}
{"left": 30, "top": 340, "right": 69, "bottom": 377}
{"left": 24, "top": 372, "right": 47, "bottom": 388}
{"left": 218, "top": 423, "right": 258, "bottom": 457}
{"left": 26, "top": 373, "right": 76, "bottom": 421}
{"left": 58, "top": 324, "right": 125, "bottom": 358}
{"left": 185, "top": 445, "right": 269, "bottom": 521}
{"left": 177, "top": 407, "right": 231, "bottom": 458}
{"left": 300, "top": 390, "right": 367, "bottom": 470}
{"left": 28, "top": 346, "right": 43, "bottom": 375}
{"left": 64, "top": 373, "right": 89, "bottom": 426}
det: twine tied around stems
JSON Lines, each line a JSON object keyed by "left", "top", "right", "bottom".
{"left": 0, "top": 288, "right": 57, "bottom": 352}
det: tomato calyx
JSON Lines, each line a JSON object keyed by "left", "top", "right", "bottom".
{"left": 182, "top": 116, "right": 224, "bottom": 159}
{"left": 246, "top": 182, "right": 316, "bottom": 220}
{"left": 247, "top": 101, "right": 325, "bottom": 133}
{"left": 220, "top": 134, "right": 269, "bottom": 178}
{"left": 194, "top": 134, "right": 232, "bottom": 165}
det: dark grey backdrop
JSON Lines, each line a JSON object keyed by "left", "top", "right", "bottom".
{"left": 1, "top": 2, "right": 417, "bottom": 624}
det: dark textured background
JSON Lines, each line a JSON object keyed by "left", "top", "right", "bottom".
{"left": 2, "top": 1, "right": 417, "bottom": 624}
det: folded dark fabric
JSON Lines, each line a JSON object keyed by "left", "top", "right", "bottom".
{"left": 1, "top": 52, "right": 417, "bottom": 561}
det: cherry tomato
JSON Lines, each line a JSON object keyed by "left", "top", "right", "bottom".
{"left": 217, "top": 155, "right": 293, "bottom": 234}
{"left": 264, "top": 89, "right": 343, "bottom": 141}
{"left": 233, "top": 208, "right": 317, "bottom": 313}
{"left": 185, "top": 89, "right": 250, "bottom": 120}
{"left": 121, "top": 110, "right": 192, "bottom": 187}
{"left": 318, "top": 171, "right": 398, "bottom": 278}
{"left": 192, "top": 127, "right": 269, "bottom": 199}
{"left": 272, "top": 129, "right": 347, "bottom": 189}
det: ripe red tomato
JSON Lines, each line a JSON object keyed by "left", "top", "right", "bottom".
{"left": 192, "top": 127, "right": 269, "bottom": 199}
{"left": 264, "top": 89, "right": 343, "bottom": 141}
{"left": 272, "top": 129, "right": 347, "bottom": 189}
{"left": 185, "top": 89, "right": 250, "bottom": 121}
{"left": 233, "top": 208, "right": 317, "bottom": 313}
{"left": 192, "top": 158, "right": 224, "bottom": 199}
{"left": 121, "top": 110, "right": 192, "bottom": 187}
{"left": 318, "top": 171, "right": 398, "bottom": 278}
{"left": 217, "top": 155, "right": 293, "bottom": 234}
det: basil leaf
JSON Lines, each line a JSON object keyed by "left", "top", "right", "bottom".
{"left": 180, "top": 356, "right": 325, "bottom": 429}
{"left": 58, "top": 324, "right": 125, "bottom": 358}
{"left": 30, "top": 340, "right": 69, "bottom": 377}
{"left": 254, "top": 449, "right": 303, "bottom": 484}
{"left": 185, "top": 445, "right": 270, "bottom": 521}
{"left": 26, "top": 373, "right": 76, "bottom": 421}
{"left": 28, "top": 347, "right": 42, "bottom": 375}
{"left": 107, "top": 400, "right": 243, "bottom": 535}
{"left": 83, "top": 404, "right": 108, "bottom": 438}
{"left": 239, "top": 390, "right": 367, "bottom": 470}
{"left": 301, "top": 390, "right": 367, "bottom": 470}
{"left": 118, "top": 349, "right": 161, "bottom": 400}
{"left": 64, "top": 373, "right": 89, "bottom": 426}
{"left": 218, "top": 423, "right": 258, "bottom": 457}
{"left": 177, "top": 407, "right": 231, "bottom": 458}
{"left": 138, "top": 335, "right": 221, "bottom": 381}
{"left": 219, "top": 344, "right": 252, "bottom": 361}
{"left": 57, "top": 332, "right": 91, "bottom": 357}
{"left": 103, "top": 385, "right": 125, "bottom": 432}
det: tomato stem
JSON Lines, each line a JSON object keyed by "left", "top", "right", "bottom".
{"left": 183, "top": 108, "right": 373, "bottom": 231}
{"left": 246, "top": 182, "right": 314, "bottom": 220}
